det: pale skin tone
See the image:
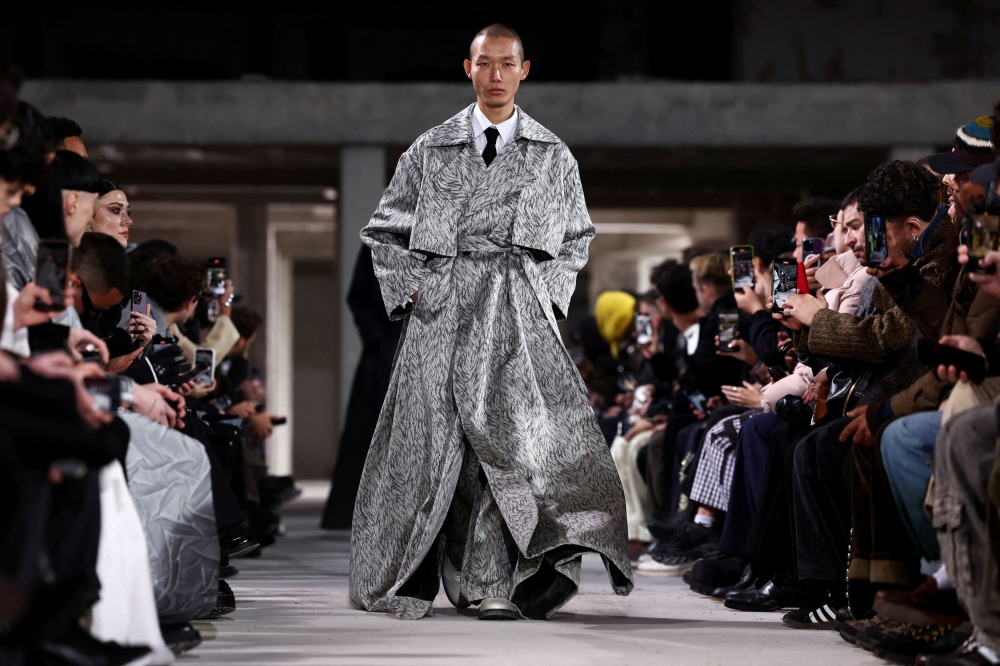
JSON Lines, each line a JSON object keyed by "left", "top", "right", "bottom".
{"left": 63, "top": 190, "right": 99, "bottom": 247}
{"left": 91, "top": 190, "right": 133, "bottom": 246}
{"left": 410, "top": 34, "right": 530, "bottom": 305}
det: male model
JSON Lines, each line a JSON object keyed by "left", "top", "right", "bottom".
{"left": 349, "top": 24, "right": 632, "bottom": 621}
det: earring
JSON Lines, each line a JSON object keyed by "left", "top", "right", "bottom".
{"left": 912, "top": 235, "right": 918, "bottom": 241}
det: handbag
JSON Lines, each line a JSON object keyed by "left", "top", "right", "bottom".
{"left": 825, "top": 367, "right": 879, "bottom": 419}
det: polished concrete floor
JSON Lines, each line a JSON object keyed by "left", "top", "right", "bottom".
{"left": 190, "top": 507, "right": 882, "bottom": 666}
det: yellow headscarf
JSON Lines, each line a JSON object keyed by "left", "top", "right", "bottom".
{"left": 594, "top": 291, "right": 636, "bottom": 360}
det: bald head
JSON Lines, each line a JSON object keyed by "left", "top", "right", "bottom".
{"left": 470, "top": 23, "right": 524, "bottom": 63}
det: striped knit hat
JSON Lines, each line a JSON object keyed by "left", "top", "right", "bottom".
{"left": 927, "top": 116, "right": 995, "bottom": 174}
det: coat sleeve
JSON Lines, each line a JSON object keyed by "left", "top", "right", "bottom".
{"left": 360, "top": 146, "right": 433, "bottom": 320}
{"left": 804, "top": 286, "right": 915, "bottom": 365}
{"left": 537, "top": 155, "right": 594, "bottom": 321}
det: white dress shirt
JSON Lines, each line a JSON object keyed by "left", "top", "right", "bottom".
{"left": 471, "top": 104, "right": 518, "bottom": 156}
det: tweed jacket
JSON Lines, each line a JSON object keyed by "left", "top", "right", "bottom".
{"left": 794, "top": 216, "right": 956, "bottom": 368}
{"left": 351, "top": 104, "right": 632, "bottom": 621}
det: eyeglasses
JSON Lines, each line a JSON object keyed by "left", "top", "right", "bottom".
{"left": 829, "top": 214, "right": 839, "bottom": 229}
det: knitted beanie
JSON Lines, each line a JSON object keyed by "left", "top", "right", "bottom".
{"left": 927, "top": 116, "right": 995, "bottom": 174}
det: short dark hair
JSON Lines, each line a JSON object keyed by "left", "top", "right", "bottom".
{"left": 470, "top": 24, "right": 525, "bottom": 61}
{"left": 49, "top": 149, "right": 100, "bottom": 193}
{"left": 134, "top": 254, "right": 205, "bottom": 313}
{"left": 229, "top": 305, "right": 263, "bottom": 339}
{"left": 841, "top": 187, "right": 862, "bottom": 211}
{"left": 42, "top": 116, "right": 83, "bottom": 145}
{"left": 73, "top": 231, "right": 130, "bottom": 296}
{"left": 654, "top": 261, "right": 698, "bottom": 314}
{"left": 857, "top": 160, "right": 940, "bottom": 224}
{"left": 792, "top": 198, "right": 842, "bottom": 238}
{"left": 750, "top": 224, "right": 795, "bottom": 266}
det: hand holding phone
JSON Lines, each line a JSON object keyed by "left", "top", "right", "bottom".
{"left": 771, "top": 258, "right": 799, "bottom": 312}
{"left": 864, "top": 212, "right": 889, "bottom": 268}
{"left": 916, "top": 337, "right": 987, "bottom": 383}
{"left": 717, "top": 311, "right": 740, "bottom": 352}
{"left": 34, "top": 240, "right": 71, "bottom": 312}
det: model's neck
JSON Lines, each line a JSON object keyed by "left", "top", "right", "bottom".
{"left": 477, "top": 100, "right": 515, "bottom": 126}
{"left": 672, "top": 310, "right": 703, "bottom": 331}
{"left": 164, "top": 311, "right": 181, "bottom": 328}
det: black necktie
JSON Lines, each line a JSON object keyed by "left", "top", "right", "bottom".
{"left": 482, "top": 127, "right": 500, "bottom": 166}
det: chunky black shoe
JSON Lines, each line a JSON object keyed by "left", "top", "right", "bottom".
{"left": 724, "top": 576, "right": 810, "bottom": 612}
{"left": 711, "top": 564, "right": 756, "bottom": 599}
{"left": 159, "top": 622, "right": 202, "bottom": 655}
{"left": 219, "top": 564, "right": 239, "bottom": 578}
{"left": 224, "top": 534, "right": 260, "bottom": 559}
{"left": 36, "top": 624, "right": 150, "bottom": 666}
{"left": 211, "top": 579, "right": 236, "bottom": 617}
{"left": 686, "top": 553, "right": 746, "bottom": 596}
{"left": 782, "top": 603, "right": 842, "bottom": 629}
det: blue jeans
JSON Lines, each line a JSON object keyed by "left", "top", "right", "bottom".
{"left": 880, "top": 411, "right": 942, "bottom": 561}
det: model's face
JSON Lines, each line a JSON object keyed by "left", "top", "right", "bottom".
{"left": 63, "top": 190, "right": 99, "bottom": 247}
{"left": 464, "top": 37, "right": 530, "bottom": 110}
{"left": 92, "top": 190, "right": 132, "bottom": 247}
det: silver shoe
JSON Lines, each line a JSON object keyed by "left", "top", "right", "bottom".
{"left": 478, "top": 597, "right": 519, "bottom": 621}
{"left": 441, "top": 557, "right": 470, "bottom": 608}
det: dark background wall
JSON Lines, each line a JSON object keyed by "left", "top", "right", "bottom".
{"left": 3, "top": 1, "right": 994, "bottom": 83}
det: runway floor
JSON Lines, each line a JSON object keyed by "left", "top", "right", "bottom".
{"left": 190, "top": 508, "right": 882, "bottom": 666}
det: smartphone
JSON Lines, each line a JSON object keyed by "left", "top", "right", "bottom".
{"left": 635, "top": 313, "right": 653, "bottom": 345}
{"left": 717, "top": 311, "right": 740, "bottom": 352}
{"left": 771, "top": 258, "right": 799, "bottom": 312}
{"left": 683, "top": 390, "right": 710, "bottom": 414}
{"left": 802, "top": 238, "right": 825, "bottom": 267}
{"left": 965, "top": 205, "right": 1000, "bottom": 275}
{"left": 206, "top": 257, "right": 227, "bottom": 297}
{"left": 119, "top": 290, "right": 149, "bottom": 334}
{"left": 194, "top": 348, "right": 216, "bottom": 387}
{"left": 151, "top": 340, "right": 174, "bottom": 354}
{"left": 916, "top": 338, "right": 987, "bottom": 383}
{"left": 730, "top": 245, "right": 755, "bottom": 292}
{"left": 864, "top": 212, "right": 889, "bottom": 268}
{"left": 84, "top": 375, "right": 121, "bottom": 414}
{"left": 270, "top": 416, "right": 288, "bottom": 426}
{"left": 34, "top": 239, "right": 71, "bottom": 312}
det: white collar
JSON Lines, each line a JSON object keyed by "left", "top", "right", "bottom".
{"left": 471, "top": 104, "right": 518, "bottom": 144}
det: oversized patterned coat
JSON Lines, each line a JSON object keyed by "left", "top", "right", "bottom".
{"left": 349, "top": 104, "right": 633, "bottom": 621}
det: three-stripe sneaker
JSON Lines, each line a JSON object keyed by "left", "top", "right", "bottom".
{"left": 782, "top": 603, "right": 843, "bottom": 630}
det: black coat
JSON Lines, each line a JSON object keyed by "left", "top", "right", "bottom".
{"left": 321, "top": 245, "right": 403, "bottom": 529}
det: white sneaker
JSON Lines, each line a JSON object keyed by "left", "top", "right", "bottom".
{"left": 442, "top": 557, "right": 470, "bottom": 608}
{"left": 636, "top": 553, "right": 696, "bottom": 577}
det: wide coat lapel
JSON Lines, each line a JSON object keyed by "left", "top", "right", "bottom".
{"left": 408, "top": 105, "right": 569, "bottom": 262}
{"left": 410, "top": 105, "right": 480, "bottom": 259}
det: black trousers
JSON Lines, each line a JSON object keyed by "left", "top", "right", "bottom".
{"left": 790, "top": 419, "right": 853, "bottom": 583}
{"left": 736, "top": 414, "right": 817, "bottom": 578}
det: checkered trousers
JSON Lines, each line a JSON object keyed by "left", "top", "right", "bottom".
{"left": 690, "top": 408, "right": 764, "bottom": 512}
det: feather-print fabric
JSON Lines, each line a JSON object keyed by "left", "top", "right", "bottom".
{"left": 350, "top": 104, "right": 633, "bottom": 620}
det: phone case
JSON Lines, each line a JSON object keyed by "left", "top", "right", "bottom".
{"left": 796, "top": 262, "right": 810, "bottom": 294}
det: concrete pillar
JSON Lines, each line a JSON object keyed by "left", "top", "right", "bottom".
{"left": 338, "top": 147, "right": 386, "bottom": 423}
